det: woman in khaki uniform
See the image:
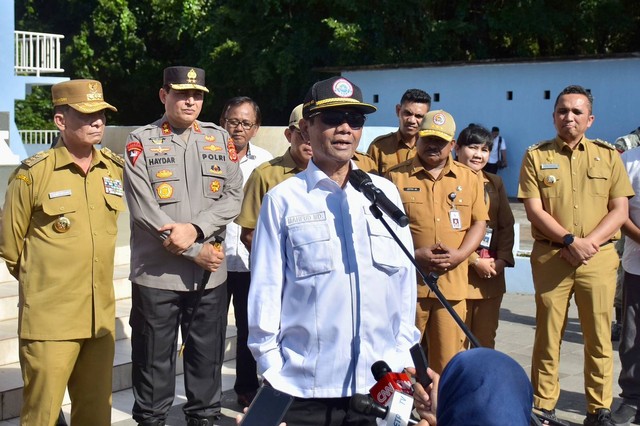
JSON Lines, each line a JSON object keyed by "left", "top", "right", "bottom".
{"left": 455, "top": 125, "right": 515, "bottom": 348}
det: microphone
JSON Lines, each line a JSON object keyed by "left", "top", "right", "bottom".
{"left": 350, "top": 393, "right": 418, "bottom": 426}
{"left": 369, "top": 360, "right": 413, "bottom": 406}
{"left": 349, "top": 169, "right": 409, "bottom": 227}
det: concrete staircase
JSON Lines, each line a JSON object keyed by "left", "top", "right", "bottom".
{"left": 0, "top": 246, "right": 238, "bottom": 424}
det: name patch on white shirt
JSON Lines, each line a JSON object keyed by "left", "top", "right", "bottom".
{"left": 286, "top": 211, "right": 326, "bottom": 226}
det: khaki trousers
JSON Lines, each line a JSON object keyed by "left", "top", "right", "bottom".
{"left": 530, "top": 243, "right": 617, "bottom": 413}
{"left": 416, "top": 298, "right": 466, "bottom": 374}
{"left": 465, "top": 295, "right": 503, "bottom": 348}
{"left": 19, "top": 332, "right": 115, "bottom": 426}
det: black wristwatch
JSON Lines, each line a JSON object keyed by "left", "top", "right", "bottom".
{"left": 562, "top": 233, "right": 575, "bottom": 247}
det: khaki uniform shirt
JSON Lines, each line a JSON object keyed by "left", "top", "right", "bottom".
{"left": 367, "top": 130, "right": 416, "bottom": 175}
{"left": 467, "top": 172, "right": 515, "bottom": 298}
{"left": 0, "top": 141, "right": 125, "bottom": 340}
{"left": 235, "top": 149, "right": 303, "bottom": 230}
{"left": 353, "top": 151, "right": 377, "bottom": 173}
{"left": 124, "top": 116, "right": 243, "bottom": 291}
{"left": 387, "top": 156, "right": 489, "bottom": 300}
{"left": 518, "top": 137, "right": 634, "bottom": 241}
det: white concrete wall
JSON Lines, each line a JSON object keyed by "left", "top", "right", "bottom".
{"left": 343, "top": 57, "right": 640, "bottom": 197}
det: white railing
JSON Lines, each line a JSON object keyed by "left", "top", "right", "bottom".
{"left": 14, "top": 31, "right": 65, "bottom": 76}
{"left": 19, "top": 130, "right": 59, "bottom": 145}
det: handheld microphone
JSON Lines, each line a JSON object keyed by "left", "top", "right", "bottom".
{"left": 349, "top": 169, "right": 409, "bottom": 227}
{"left": 369, "top": 360, "right": 413, "bottom": 406}
{"left": 350, "top": 393, "right": 418, "bottom": 426}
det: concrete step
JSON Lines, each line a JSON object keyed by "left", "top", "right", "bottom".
{"left": 0, "top": 323, "right": 238, "bottom": 421}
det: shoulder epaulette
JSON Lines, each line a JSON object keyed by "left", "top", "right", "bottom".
{"left": 527, "top": 140, "right": 553, "bottom": 151}
{"left": 101, "top": 147, "right": 125, "bottom": 167}
{"left": 21, "top": 151, "right": 50, "bottom": 167}
{"left": 593, "top": 138, "right": 616, "bottom": 150}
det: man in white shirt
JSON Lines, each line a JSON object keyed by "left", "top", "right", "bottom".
{"left": 220, "top": 96, "right": 273, "bottom": 407}
{"left": 485, "top": 126, "right": 507, "bottom": 174}
{"left": 247, "top": 76, "right": 420, "bottom": 426}
{"left": 611, "top": 147, "right": 640, "bottom": 425}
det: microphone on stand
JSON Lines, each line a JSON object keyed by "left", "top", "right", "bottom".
{"left": 349, "top": 169, "right": 409, "bottom": 227}
{"left": 350, "top": 393, "right": 418, "bottom": 426}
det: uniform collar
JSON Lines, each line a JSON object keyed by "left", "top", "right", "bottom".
{"left": 53, "top": 137, "right": 105, "bottom": 170}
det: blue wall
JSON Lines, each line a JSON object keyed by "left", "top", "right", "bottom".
{"left": 344, "top": 58, "right": 640, "bottom": 197}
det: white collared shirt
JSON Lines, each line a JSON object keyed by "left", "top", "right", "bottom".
{"left": 225, "top": 143, "right": 273, "bottom": 272}
{"left": 248, "top": 160, "right": 420, "bottom": 398}
{"left": 622, "top": 148, "right": 640, "bottom": 274}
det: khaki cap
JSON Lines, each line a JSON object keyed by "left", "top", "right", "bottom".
{"left": 163, "top": 66, "right": 209, "bottom": 93}
{"left": 52, "top": 79, "right": 117, "bottom": 113}
{"left": 419, "top": 110, "right": 456, "bottom": 142}
{"left": 288, "top": 104, "right": 304, "bottom": 129}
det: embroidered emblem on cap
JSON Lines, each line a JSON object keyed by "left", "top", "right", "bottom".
{"left": 433, "top": 113, "right": 446, "bottom": 126}
{"left": 187, "top": 68, "right": 197, "bottom": 83}
{"left": 86, "top": 82, "right": 103, "bottom": 101}
{"left": 332, "top": 78, "right": 354, "bottom": 98}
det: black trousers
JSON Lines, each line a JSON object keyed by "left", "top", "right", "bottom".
{"left": 227, "top": 271, "right": 259, "bottom": 394}
{"left": 283, "top": 396, "right": 377, "bottom": 426}
{"left": 619, "top": 271, "right": 640, "bottom": 403}
{"left": 130, "top": 282, "right": 228, "bottom": 423}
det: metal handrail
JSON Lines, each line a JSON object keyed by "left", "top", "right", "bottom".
{"left": 19, "top": 130, "right": 59, "bottom": 145}
{"left": 14, "top": 31, "right": 65, "bottom": 76}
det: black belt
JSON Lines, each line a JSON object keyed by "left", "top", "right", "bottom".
{"left": 539, "top": 239, "right": 613, "bottom": 248}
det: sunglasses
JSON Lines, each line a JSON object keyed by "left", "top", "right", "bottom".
{"left": 310, "top": 110, "right": 367, "bottom": 129}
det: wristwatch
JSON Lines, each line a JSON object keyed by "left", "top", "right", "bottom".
{"left": 562, "top": 233, "right": 575, "bottom": 247}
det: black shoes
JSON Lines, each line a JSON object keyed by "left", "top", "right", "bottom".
{"left": 535, "top": 407, "right": 570, "bottom": 426}
{"left": 584, "top": 408, "right": 615, "bottom": 426}
{"left": 185, "top": 416, "right": 220, "bottom": 426}
{"left": 611, "top": 402, "right": 640, "bottom": 425}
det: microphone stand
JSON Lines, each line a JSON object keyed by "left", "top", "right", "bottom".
{"left": 368, "top": 203, "right": 550, "bottom": 426}
{"left": 366, "top": 203, "right": 480, "bottom": 349}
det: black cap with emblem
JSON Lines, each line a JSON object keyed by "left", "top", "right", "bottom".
{"left": 302, "top": 76, "right": 376, "bottom": 118}
{"left": 163, "top": 66, "right": 209, "bottom": 93}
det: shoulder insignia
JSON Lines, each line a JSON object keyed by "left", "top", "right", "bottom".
{"left": 527, "top": 140, "right": 553, "bottom": 151}
{"left": 593, "top": 138, "right": 616, "bottom": 150}
{"left": 21, "top": 151, "right": 50, "bottom": 167}
{"left": 15, "top": 174, "right": 32, "bottom": 185}
{"left": 101, "top": 147, "right": 125, "bottom": 167}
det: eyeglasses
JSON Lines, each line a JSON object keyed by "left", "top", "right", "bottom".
{"left": 225, "top": 118, "right": 256, "bottom": 130}
{"left": 310, "top": 110, "right": 366, "bottom": 129}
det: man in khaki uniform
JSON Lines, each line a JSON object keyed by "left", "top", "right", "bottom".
{"left": 0, "top": 80, "right": 123, "bottom": 426}
{"left": 518, "top": 85, "right": 633, "bottom": 426}
{"left": 387, "top": 110, "right": 487, "bottom": 374}
{"left": 367, "top": 88, "right": 431, "bottom": 175}
{"left": 237, "top": 104, "right": 311, "bottom": 249}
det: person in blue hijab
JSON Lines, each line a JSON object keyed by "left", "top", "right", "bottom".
{"left": 435, "top": 348, "right": 533, "bottom": 425}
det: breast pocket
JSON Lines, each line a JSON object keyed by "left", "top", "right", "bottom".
{"left": 202, "top": 161, "right": 227, "bottom": 200}
{"left": 103, "top": 194, "right": 126, "bottom": 235}
{"left": 148, "top": 165, "right": 181, "bottom": 204}
{"left": 288, "top": 223, "right": 334, "bottom": 278}
{"left": 365, "top": 212, "right": 403, "bottom": 275}
{"left": 38, "top": 197, "right": 79, "bottom": 239}
{"left": 587, "top": 166, "right": 610, "bottom": 197}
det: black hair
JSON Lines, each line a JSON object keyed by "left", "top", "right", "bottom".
{"left": 457, "top": 125, "right": 494, "bottom": 151}
{"left": 554, "top": 85, "right": 593, "bottom": 113}
{"left": 220, "top": 96, "right": 262, "bottom": 126}
{"left": 400, "top": 89, "right": 431, "bottom": 107}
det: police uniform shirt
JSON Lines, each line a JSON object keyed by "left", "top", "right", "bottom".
{"left": 518, "top": 136, "right": 634, "bottom": 241}
{"left": 387, "top": 156, "right": 489, "bottom": 301}
{"left": 0, "top": 141, "right": 125, "bottom": 340}
{"left": 124, "top": 115, "right": 243, "bottom": 291}
{"left": 367, "top": 130, "right": 417, "bottom": 175}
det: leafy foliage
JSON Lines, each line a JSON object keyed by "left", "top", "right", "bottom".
{"left": 14, "top": 0, "right": 640, "bottom": 128}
